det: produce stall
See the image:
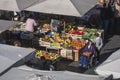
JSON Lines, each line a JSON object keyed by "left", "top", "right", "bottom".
{"left": 5, "top": 20, "right": 103, "bottom": 62}
{"left": 34, "top": 25, "right": 103, "bottom": 61}
{"left": 35, "top": 47, "right": 61, "bottom": 61}
{"left": 0, "top": 15, "right": 104, "bottom": 64}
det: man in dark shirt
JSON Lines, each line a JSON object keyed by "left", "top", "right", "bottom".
{"left": 100, "top": 3, "right": 114, "bottom": 34}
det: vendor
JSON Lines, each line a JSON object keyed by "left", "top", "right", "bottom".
{"left": 25, "top": 14, "right": 37, "bottom": 32}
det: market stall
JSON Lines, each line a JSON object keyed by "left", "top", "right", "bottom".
{"left": 34, "top": 25, "right": 103, "bottom": 61}
{"left": 6, "top": 20, "right": 103, "bottom": 62}
{"left": 0, "top": 10, "right": 104, "bottom": 69}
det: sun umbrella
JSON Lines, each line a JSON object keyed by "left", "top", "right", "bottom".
{"left": 0, "top": 44, "right": 36, "bottom": 66}
{"left": 0, "top": 55, "right": 15, "bottom": 75}
{"left": 0, "top": 66, "right": 106, "bottom": 80}
{"left": 25, "top": 0, "right": 97, "bottom": 17}
{"left": 0, "top": 44, "right": 36, "bottom": 75}
{"left": 0, "top": 0, "right": 41, "bottom": 11}
{"left": 0, "top": 20, "right": 18, "bottom": 33}
{"left": 95, "top": 49, "right": 120, "bottom": 79}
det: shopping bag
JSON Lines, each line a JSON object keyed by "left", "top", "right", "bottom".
{"left": 82, "top": 52, "right": 91, "bottom": 57}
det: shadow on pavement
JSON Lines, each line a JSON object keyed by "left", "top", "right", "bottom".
{"left": 99, "top": 47, "right": 120, "bottom": 64}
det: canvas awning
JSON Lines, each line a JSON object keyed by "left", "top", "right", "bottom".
{"left": 0, "top": 44, "right": 36, "bottom": 75}
{"left": 25, "top": 0, "right": 97, "bottom": 17}
{"left": 0, "top": 0, "right": 41, "bottom": 11}
{"left": 0, "top": 55, "right": 15, "bottom": 75}
{"left": 95, "top": 49, "right": 120, "bottom": 79}
{"left": 0, "top": 66, "right": 106, "bottom": 80}
{"left": 0, "top": 44, "right": 36, "bottom": 66}
{"left": 0, "top": 20, "right": 18, "bottom": 33}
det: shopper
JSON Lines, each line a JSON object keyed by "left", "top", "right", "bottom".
{"left": 93, "top": 33, "right": 103, "bottom": 63}
{"left": 93, "top": 33, "right": 103, "bottom": 51}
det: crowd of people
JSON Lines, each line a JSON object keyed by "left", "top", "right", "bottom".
{"left": 88, "top": 0, "right": 120, "bottom": 35}
{"left": 79, "top": 0, "right": 120, "bottom": 69}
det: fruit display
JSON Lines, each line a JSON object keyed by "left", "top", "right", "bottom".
{"left": 50, "top": 42, "right": 61, "bottom": 48}
{"left": 41, "top": 23, "right": 52, "bottom": 32}
{"left": 82, "top": 28, "right": 103, "bottom": 39}
{"left": 4, "top": 19, "right": 104, "bottom": 62}
{"left": 66, "top": 26, "right": 103, "bottom": 40}
{"left": 12, "top": 22, "right": 102, "bottom": 61}
{"left": 35, "top": 50, "right": 60, "bottom": 60}
{"left": 43, "top": 24, "right": 50, "bottom": 29}
{"left": 12, "top": 22, "right": 26, "bottom": 31}
{"left": 68, "top": 27, "right": 86, "bottom": 36}
{"left": 39, "top": 27, "right": 104, "bottom": 50}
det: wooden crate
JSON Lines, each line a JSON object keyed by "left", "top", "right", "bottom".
{"left": 60, "top": 49, "right": 67, "bottom": 58}
{"left": 60, "top": 49, "right": 73, "bottom": 60}
{"left": 73, "top": 50, "right": 79, "bottom": 61}
{"left": 66, "top": 49, "right": 73, "bottom": 60}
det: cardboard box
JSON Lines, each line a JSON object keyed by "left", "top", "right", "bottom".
{"left": 39, "top": 41, "right": 50, "bottom": 47}
{"left": 66, "top": 49, "right": 73, "bottom": 60}
{"left": 60, "top": 49, "right": 67, "bottom": 57}
{"left": 74, "top": 52, "right": 79, "bottom": 61}
{"left": 60, "top": 49, "right": 73, "bottom": 60}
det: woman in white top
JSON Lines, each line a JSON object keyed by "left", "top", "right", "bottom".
{"left": 93, "top": 32, "right": 103, "bottom": 63}
{"left": 93, "top": 32, "right": 103, "bottom": 50}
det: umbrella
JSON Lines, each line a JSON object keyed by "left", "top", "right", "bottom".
{"left": 0, "top": 66, "right": 106, "bottom": 80}
{"left": 0, "top": 0, "right": 41, "bottom": 11}
{"left": 0, "top": 20, "right": 18, "bottom": 33}
{"left": 95, "top": 49, "right": 120, "bottom": 79}
{"left": 25, "top": 0, "right": 97, "bottom": 17}
{"left": 0, "top": 55, "right": 15, "bottom": 75}
{"left": 0, "top": 44, "right": 36, "bottom": 66}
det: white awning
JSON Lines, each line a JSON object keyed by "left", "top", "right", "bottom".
{"left": 95, "top": 49, "right": 120, "bottom": 79}
{"left": 0, "top": 20, "right": 18, "bottom": 33}
{"left": 26, "top": 0, "right": 97, "bottom": 17}
{"left": 0, "top": 66, "right": 106, "bottom": 80}
{"left": 0, "top": 0, "right": 40, "bottom": 11}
